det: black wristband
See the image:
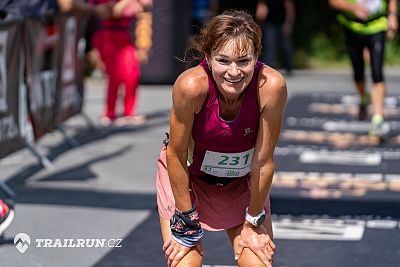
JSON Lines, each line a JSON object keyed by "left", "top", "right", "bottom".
{"left": 171, "top": 207, "right": 201, "bottom": 233}
{"left": 170, "top": 207, "right": 203, "bottom": 247}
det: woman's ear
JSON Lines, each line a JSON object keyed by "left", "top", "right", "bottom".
{"left": 205, "top": 55, "right": 212, "bottom": 70}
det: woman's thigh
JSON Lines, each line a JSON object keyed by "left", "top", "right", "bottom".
{"left": 226, "top": 213, "right": 273, "bottom": 267}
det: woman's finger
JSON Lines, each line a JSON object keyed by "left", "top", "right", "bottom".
{"left": 165, "top": 242, "right": 175, "bottom": 257}
{"left": 168, "top": 248, "right": 178, "bottom": 267}
{"left": 163, "top": 239, "right": 171, "bottom": 251}
{"left": 263, "top": 248, "right": 273, "bottom": 262}
{"left": 254, "top": 249, "right": 272, "bottom": 267}
{"left": 170, "top": 250, "right": 186, "bottom": 267}
{"left": 269, "top": 239, "right": 276, "bottom": 249}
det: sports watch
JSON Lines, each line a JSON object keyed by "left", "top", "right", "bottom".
{"left": 245, "top": 207, "right": 266, "bottom": 227}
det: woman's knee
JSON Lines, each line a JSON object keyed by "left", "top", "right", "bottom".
{"left": 176, "top": 247, "right": 203, "bottom": 267}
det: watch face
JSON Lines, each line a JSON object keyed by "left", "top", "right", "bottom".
{"left": 245, "top": 207, "right": 266, "bottom": 227}
{"left": 256, "top": 214, "right": 266, "bottom": 226}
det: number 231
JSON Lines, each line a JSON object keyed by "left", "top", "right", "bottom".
{"left": 218, "top": 154, "right": 250, "bottom": 166}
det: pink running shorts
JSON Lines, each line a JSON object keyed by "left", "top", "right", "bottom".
{"left": 156, "top": 146, "right": 271, "bottom": 231}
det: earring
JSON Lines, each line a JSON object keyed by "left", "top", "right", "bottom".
{"left": 205, "top": 58, "right": 211, "bottom": 70}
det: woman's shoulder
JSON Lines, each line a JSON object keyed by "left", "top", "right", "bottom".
{"left": 258, "top": 65, "right": 286, "bottom": 94}
{"left": 258, "top": 64, "right": 286, "bottom": 91}
{"left": 173, "top": 65, "right": 209, "bottom": 100}
{"left": 257, "top": 64, "right": 287, "bottom": 108}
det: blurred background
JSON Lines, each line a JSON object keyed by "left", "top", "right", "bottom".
{"left": 138, "top": 0, "right": 400, "bottom": 84}
{"left": 1, "top": 0, "right": 400, "bottom": 266}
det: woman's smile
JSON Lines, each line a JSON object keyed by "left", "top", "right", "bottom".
{"left": 224, "top": 76, "right": 245, "bottom": 84}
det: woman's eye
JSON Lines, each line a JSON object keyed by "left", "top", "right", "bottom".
{"left": 238, "top": 59, "right": 250, "bottom": 64}
{"left": 217, "top": 59, "right": 229, "bottom": 64}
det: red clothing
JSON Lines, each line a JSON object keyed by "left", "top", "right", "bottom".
{"left": 91, "top": 0, "right": 140, "bottom": 119}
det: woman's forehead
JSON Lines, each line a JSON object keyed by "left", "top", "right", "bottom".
{"left": 213, "top": 38, "right": 254, "bottom": 57}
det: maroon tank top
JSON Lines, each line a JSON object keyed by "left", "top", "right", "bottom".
{"left": 188, "top": 60, "right": 264, "bottom": 177}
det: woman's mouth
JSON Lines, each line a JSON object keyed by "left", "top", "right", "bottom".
{"left": 224, "top": 77, "right": 245, "bottom": 84}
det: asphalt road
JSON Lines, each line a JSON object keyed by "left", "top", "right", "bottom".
{"left": 1, "top": 68, "right": 400, "bottom": 267}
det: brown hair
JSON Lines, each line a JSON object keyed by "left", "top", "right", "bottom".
{"left": 187, "top": 10, "right": 262, "bottom": 61}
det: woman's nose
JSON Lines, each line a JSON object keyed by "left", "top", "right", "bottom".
{"left": 227, "top": 63, "right": 240, "bottom": 76}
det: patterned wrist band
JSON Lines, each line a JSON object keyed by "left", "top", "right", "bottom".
{"left": 170, "top": 207, "right": 203, "bottom": 248}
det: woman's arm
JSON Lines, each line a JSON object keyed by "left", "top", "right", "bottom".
{"left": 329, "top": 0, "right": 369, "bottom": 20}
{"left": 387, "top": 0, "right": 398, "bottom": 39}
{"left": 283, "top": 0, "right": 295, "bottom": 35}
{"left": 234, "top": 66, "right": 286, "bottom": 265}
{"left": 166, "top": 67, "right": 208, "bottom": 212}
{"left": 112, "top": 0, "right": 151, "bottom": 18}
{"left": 57, "top": 0, "right": 113, "bottom": 19}
{"left": 163, "top": 66, "right": 208, "bottom": 266}
{"left": 247, "top": 66, "right": 287, "bottom": 220}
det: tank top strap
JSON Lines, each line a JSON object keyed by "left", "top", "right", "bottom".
{"left": 255, "top": 60, "right": 264, "bottom": 74}
{"left": 242, "top": 61, "right": 263, "bottom": 110}
{"left": 199, "top": 59, "right": 218, "bottom": 108}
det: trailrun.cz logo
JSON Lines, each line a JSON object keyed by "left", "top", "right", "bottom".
{"left": 14, "top": 233, "right": 123, "bottom": 253}
{"left": 14, "top": 233, "right": 30, "bottom": 254}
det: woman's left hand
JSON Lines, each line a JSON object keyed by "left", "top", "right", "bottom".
{"left": 234, "top": 223, "right": 276, "bottom": 267}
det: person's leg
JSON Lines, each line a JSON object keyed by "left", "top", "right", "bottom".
{"left": 280, "top": 25, "right": 294, "bottom": 74}
{"left": 263, "top": 23, "right": 278, "bottom": 67}
{"left": 96, "top": 31, "right": 121, "bottom": 122}
{"left": 104, "top": 68, "right": 120, "bottom": 120}
{"left": 226, "top": 213, "right": 274, "bottom": 267}
{"left": 112, "top": 35, "right": 146, "bottom": 126}
{"left": 118, "top": 45, "right": 139, "bottom": 116}
{"left": 370, "top": 81, "right": 385, "bottom": 119}
{"left": 368, "top": 31, "right": 385, "bottom": 119}
{"left": 344, "top": 29, "right": 368, "bottom": 120}
{"left": 366, "top": 31, "right": 387, "bottom": 135}
{"left": 159, "top": 217, "right": 203, "bottom": 267}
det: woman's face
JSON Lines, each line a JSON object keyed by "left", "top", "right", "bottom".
{"left": 207, "top": 39, "right": 257, "bottom": 97}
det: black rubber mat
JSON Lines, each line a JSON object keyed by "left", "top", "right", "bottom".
{"left": 273, "top": 93, "right": 400, "bottom": 218}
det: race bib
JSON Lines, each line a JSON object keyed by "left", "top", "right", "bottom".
{"left": 200, "top": 148, "right": 254, "bottom": 178}
{"left": 358, "top": 0, "right": 382, "bottom": 14}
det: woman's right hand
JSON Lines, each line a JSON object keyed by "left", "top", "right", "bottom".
{"left": 163, "top": 238, "right": 202, "bottom": 267}
{"left": 235, "top": 222, "right": 276, "bottom": 267}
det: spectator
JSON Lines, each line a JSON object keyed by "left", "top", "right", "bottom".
{"left": 0, "top": 0, "right": 113, "bottom": 239}
{"left": 0, "top": 0, "right": 112, "bottom": 21}
{"left": 256, "top": 0, "right": 295, "bottom": 76}
{"left": 191, "top": 0, "right": 214, "bottom": 36}
{"left": 90, "top": 0, "right": 152, "bottom": 127}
